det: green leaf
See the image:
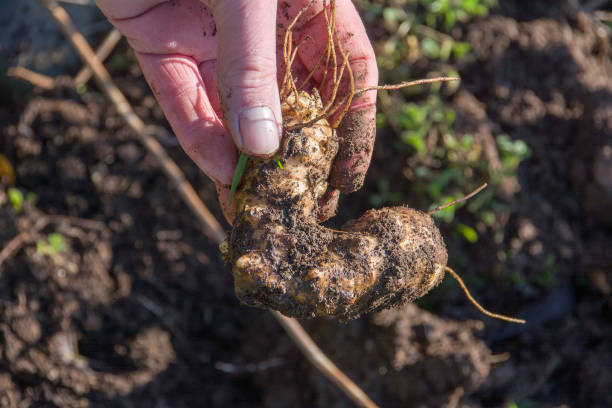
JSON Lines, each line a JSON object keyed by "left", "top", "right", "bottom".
{"left": 431, "top": 198, "right": 457, "bottom": 222}
{"left": 25, "top": 192, "right": 37, "bottom": 204}
{"left": 497, "top": 134, "right": 531, "bottom": 172}
{"left": 440, "top": 40, "right": 453, "bottom": 61}
{"left": 480, "top": 210, "right": 495, "bottom": 226}
{"left": 401, "top": 131, "right": 427, "bottom": 155}
{"left": 36, "top": 240, "right": 47, "bottom": 255}
{"left": 426, "top": 170, "right": 458, "bottom": 200}
{"left": 8, "top": 188, "right": 23, "bottom": 213}
{"left": 369, "top": 194, "right": 384, "bottom": 208}
{"left": 48, "top": 233, "right": 67, "bottom": 254}
{"left": 456, "top": 223, "right": 478, "bottom": 243}
{"left": 459, "top": 134, "right": 474, "bottom": 150}
{"left": 445, "top": 108, "right": 457, "bottom": 125}
{"left": 444, "top": 10, "right": 456, "bottom": 30}
{"left": 421, "top": 37, "right": 441, "bottom": 59}
{"left": 398, "top": 103, "right": 427, "bottom": 129}
{"left": 382, "top": 7, "right": 400, "bottom": 29}
{"left": 452, "top": 41, "right": 472, "bottom": 59}
{"left": 442, "top": 133, "right": 460, "bottom": 150}
{"left": 228, "top": 153, "right": 249, "bottom": 206}
{"left": 273, "top": 155, "right": 283, "bottom": 169}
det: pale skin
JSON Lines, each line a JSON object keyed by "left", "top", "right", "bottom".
{"left": 95, "top": 0, "right": 378, "bottom": 223}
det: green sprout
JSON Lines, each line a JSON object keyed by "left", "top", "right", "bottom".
{"left": 227, "top": 153, "right": 284, "bottom": 206}
{"left": 36, "top": 233, "right": 68, "bottom": 256}
{"left": 228, "top": 153, "right": 249, "bottom": 206}
{"left": 274, "top": 156, "right": 284, "bottom": 169}
{"left": 8, "top": 188, "right": 24, "bottom": 213}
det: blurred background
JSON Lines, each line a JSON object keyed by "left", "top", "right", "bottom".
{"left": 0, "top": 0, "right": 611, "bottom": 406}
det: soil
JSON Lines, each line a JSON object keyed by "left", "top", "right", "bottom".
{"left": 1, "top": 0, "right": 611, "bottom": 407}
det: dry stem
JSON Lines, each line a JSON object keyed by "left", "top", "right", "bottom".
{"left": 7, "top": 67, "right": 56, "bottom": 90}
{"left": 427, "top": 182, "right": 488, "bottom": 215}
{"left": 272, "top": 311, "right": 378, "bottom": 408}
{"left": 8, "top": 29, "right": 122, "bottom": 91}
{"left": 354, "top": 76, "right": 459, "bottom": 98}
{"left": 444, "top": 266, "right": 526, "bottom": 324}
{"left": 74, "top": 28, "right": 121, "bottom": 87}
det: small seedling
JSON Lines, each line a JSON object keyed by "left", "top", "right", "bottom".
{"left": 8, "top": 188, "right": 24, "bottom": 213}
{"left": 36, "top": 233, "right": 68, "bottom": 256}
{"left": 227, "top": 153, "right": 249, "bottom": 207}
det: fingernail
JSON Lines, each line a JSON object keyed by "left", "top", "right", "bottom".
{"left": 238, "top": 106, "right": 280, "bottom": 156}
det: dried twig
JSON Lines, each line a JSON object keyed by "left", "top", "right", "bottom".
{"left": 8, "top": 29, "right": 122, "bottom": 91}
{"left": 427, "top": 183, "right": 488, "bottom": 215}
{"left": 443, "top": 265, "right": 526, "bottom": 324}
{"left": 272, "top": 311, "right": 378, "bottom": 408}
{"left": 38, "top": 1, "right": 377, "bottom": 406}
{"left": 74, "top": 28, "right": 122, "bottom": 87}
{"left": 7, "top": 67, "right": 56, "bottom": 90}
{"left": 0, "top": 219, "right": 47, "bottom": 270}
{"left": 354, "top": 76, "right": 459, "bottom": 98}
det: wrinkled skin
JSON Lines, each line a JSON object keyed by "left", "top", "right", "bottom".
{"left": 221, "top": 91, "right": 448, "bottom": 320}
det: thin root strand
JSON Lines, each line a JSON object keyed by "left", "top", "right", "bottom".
{"left": 355, "top": 77, "right": 460, "bottom": 98}
{"left": 443, "top": 265, "right": 526, "bottom": 324}
{"left": 427, "top": 183, "right": 488, "bottom": 215}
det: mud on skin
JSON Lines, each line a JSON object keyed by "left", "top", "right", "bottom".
{"left": 221, "top": 91, "right": 448, "bottom": 320}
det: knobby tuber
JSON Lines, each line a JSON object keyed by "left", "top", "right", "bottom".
{"left": 220, "top": 0, "right": 524, "bottom": 324}
{"left": 222, "top": 89, "right": 447, "bottom": 320}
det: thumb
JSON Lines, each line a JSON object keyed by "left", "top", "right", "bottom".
{"left": 207, "top": 0, "right": 282, "bottom": 157}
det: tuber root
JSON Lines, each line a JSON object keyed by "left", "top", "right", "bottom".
{"left": 222, "top": 89, "right": 447, "bottom": 320}
{"left": 220, "top": 0, "right": 523, "bottom": 323}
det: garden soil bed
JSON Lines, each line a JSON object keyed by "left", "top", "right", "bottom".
{"left": 1, "top": 0, "right": 611, "bottom": 406}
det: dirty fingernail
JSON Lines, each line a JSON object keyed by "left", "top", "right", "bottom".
{"left": 238, "top": 106, "right": 280, "bottom": 156}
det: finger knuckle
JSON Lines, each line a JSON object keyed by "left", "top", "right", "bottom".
{"left": 220, "top": 54, "right": 278, "bottom": 90}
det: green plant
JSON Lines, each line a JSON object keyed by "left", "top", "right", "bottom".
{"left": 357, "top": 0, "right": 516, "bottom": 244}
{"left": 36, "top": 233, "right": 68, "bottom": 256}
{"left": 228, "top": 153, "right": 283, "bottom": 207}
{"left": 8, "top": 188, "right": 23, "bottom": 213}
{"left": 380, "top": 92, "right": 530, "bottom": 244}
{"left": 5, "top": 188, "right": 38, "bottom": 213}
{"left": 361, "top": 0, "right": 496, "bottom": 65}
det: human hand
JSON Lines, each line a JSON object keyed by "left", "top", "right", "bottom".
{"left": 95, "top": 0, "right": 378, "bottom": 223}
